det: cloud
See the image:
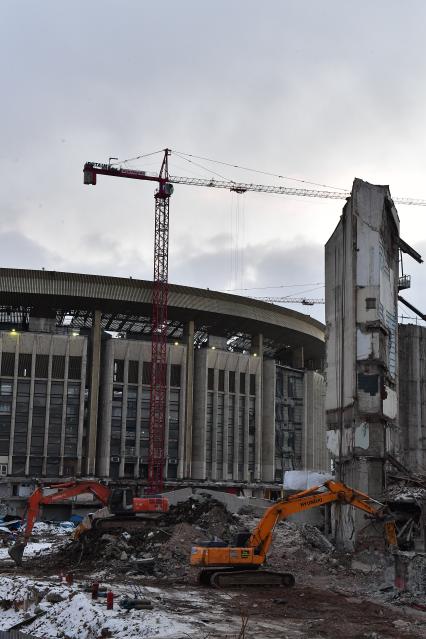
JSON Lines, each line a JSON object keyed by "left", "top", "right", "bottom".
{"left": 0, "top": 231, "right": 54, "bottom": 270}
{"left": 1, "top": 0, "right": 426, "bottom": 326}
{"left": 173, "top": 235, "right": 325, "bottom": 321}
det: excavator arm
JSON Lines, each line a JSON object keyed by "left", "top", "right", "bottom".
{"left": 249, "top": 480, "right": 396, "bottom": 558}
{"left": 9, "top": 481, "right": 111, "bottom": 565}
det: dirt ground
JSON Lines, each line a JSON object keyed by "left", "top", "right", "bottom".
{"left": 1, "top": 499, "right": 425, "bottom": 638}
{"left": 1, "top": 567, "right": 424, "bottom": 639}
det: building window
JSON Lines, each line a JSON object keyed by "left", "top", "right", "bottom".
{"left": 142, "top": 362, "right": 151, "bottom": 385}
{"left": 218, "top": 370, "right": 225, "bottom": 392}
{"left": 113, "top": 360, "right": 124, "bottom": 383}
{"left": 249, "top": 374, "right": 256, "bottom": 396}
{"left": 112, "top": 405, "right": 122, "bottom": 418}
{"left": 207, "top": 368, "right": 214, "bottom": 391}
{"left": 366, "top": 297, "right": 376, "bottom": 310}
{"left": 68, "top": 356, "right": 82, "bottom": 380}
{"left": 51, "top": 382, "right": 64, "bottom": 396}
{"left": 0, "top": 381, "right": 12, "bottom": 396}
{"left": 240, "top": 372, "right": 246, "bottom": 394}
{"left": 229, "top": 371, "right": 235, "bottom": 393}
{"left": 112, "top": 386, "right": 123, "bottom": 400}
{"left": 128, "top": 360, "right": 139, "bottom": 384}
{"left": 127, "top": 386, "right": 137, "bottom": 400}
{"left": 170, "top": 364, "right": 181, "bottom": 388}
{"left": 52, "top": 355, "right": 65, "bottom": 379}
{"left": 18, "top": 354, "right": 32, "bottom": 378}
{"left": 1, "top": 353, "right": 15, "bottom": 377}
{"left": 35, "top": 354, "right": 49, "bottom": 379}
{"left": 67, "top": 383, "right": 80, "bottom": 397}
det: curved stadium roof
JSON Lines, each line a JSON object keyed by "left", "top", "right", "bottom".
{"left": 0, "top": 268, "right": 324, "bottom": 362}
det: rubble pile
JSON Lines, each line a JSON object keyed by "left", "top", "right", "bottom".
{"left": 34, "top": 496, "right": 239, "bottom": 580}
{"left": 257, "top": 519, "right": 351, "bottom": 584}
{"left": 385, "top": 456, "right": 426, "bottom": 501}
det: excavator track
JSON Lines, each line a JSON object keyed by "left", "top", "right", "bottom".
{"left": 199, "top": 568, "right": 295, "bottom": 588}
{"left": 93, "top": 513, "right": 165, "bottom": 531}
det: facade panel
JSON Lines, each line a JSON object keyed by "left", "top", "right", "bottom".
{"left": 0, "top": 331, "right": 87, "bottom": 478}
{"left": 98, "top": 339, "right": 186, "bottom": 480}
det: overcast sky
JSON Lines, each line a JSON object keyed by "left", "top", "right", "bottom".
{"left": 2, "top": 0, "right": 426, "bottom": 323}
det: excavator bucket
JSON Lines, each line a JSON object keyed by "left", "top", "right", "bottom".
{"left": 8, "top": 540, "right": 27, "bottom": 566}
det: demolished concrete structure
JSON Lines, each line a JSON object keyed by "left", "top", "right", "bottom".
{"left": 399, "top": 323, "right": 426, "bottom": 472}
{"left": 325, "top": 178, "right": 400, "bottom": 549}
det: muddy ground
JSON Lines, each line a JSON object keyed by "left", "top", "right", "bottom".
{"left": 0, "top": 497, "right": 425, "bottom": 638}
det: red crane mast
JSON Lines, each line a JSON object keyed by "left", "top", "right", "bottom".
{"left": 83, "top": 150, "right": 173, "bottom": 494}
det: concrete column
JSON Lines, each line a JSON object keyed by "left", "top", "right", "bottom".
{"left": 253, "top": 334, "right": 263, "bottom": 481}
{"left": 293, "top": 345, "right": 304, "bottom": 369}
{"left": 97, "top": 341, "right": 113, "bottom": 477}
{"left": 211, "top": 368, "right": 218, "bottom": 480}
{"left": 243, "top": 365, "right": 250, "bottom": 481}
{"left": 183, "top": 320, "right": 194, "bottom": 478}
{"left": 134, "top": 344, "right": 143, "bottom": 478}
{"left": 234, "top": 362, "right": 241, "bottom": 480}
{"left": 223, "top": 371, "right": 229, "bottom": 479}
{"left": 42, "top": 335, "right": 54, "bottom": 476}
{"left": 192, "top": 349, "right": 208, "bottom": 479}
{"left": 262, "top": 359, "right": 276, "bottom": 481}
{"left": 252, "top": 334, "right": 263, "bottom": 357}
{"left": 254, "top": 366, "right": 262, "bottom": 481}
{"left": 76, "top": 338, "right": 87, "bottom": 476}
{"left": 233, "top": 375, "right": 239, "bottom": 480}
{"left": 8, "top": 337, "right": 19, "bottom": 474}
{"left": 24, "top": 340, "right": 37, "bottom": 475}
{"left": 119, "top": 352, "right": 129, "bottom": 478}
{"left": 59, "top": 342, "right": 70, "bottom": 476}
{"left": 86, "top": 309, "right": 102, "bottom": 476}
{"left": 177, "top": 353, "right": 186, "bottom": 480}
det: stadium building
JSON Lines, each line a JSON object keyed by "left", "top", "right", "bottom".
{"left": 0, "top": 268, "right": 327, "bottom": 496}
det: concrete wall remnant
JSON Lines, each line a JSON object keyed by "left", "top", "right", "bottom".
{"left": 398, "top": 324, "right": 426, "bottom": 471}
{"left": 325, "top": 178, "right": 400, "bottom": 549}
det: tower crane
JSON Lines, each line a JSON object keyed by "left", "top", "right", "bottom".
{"left": 84, "top": 151, "right": 173, "bottom": 494}
{"left": 83, "top": 150, "right": 426, "bottom": 493}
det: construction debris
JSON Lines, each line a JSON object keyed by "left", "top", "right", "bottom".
{"left": 25, "top": 495, "right": 238, "bottom": 581}
{"left": 0, "top": 493, "right": 425, "bottom": 637}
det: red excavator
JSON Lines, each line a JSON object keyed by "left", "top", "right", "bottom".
{"left": 9, "top": 480, "right": 169, "bottom": 565}
{"left": 190, "top": 479, "right": 397, "bottom": 587}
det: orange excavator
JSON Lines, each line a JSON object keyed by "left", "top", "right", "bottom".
{"left": 190, "top": 479, "right": 397, "bottom": 587}
{"left": 9, "top": 480, "right": 169, "bottom": 566}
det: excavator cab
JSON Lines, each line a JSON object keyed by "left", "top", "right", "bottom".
{"left": 108, "top": 488, "right": 134, "bottom": 515}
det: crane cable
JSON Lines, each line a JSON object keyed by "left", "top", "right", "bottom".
{"left": 173, "top": 150, "right": 233, "bottom": 182}
{"left": 173, "top": 150, "right": 347, "bottom": 192}
{"left": 111, "top": 148, "right": 347, "bottom": 193}
{"left": 226, "top": 282, "right": 324, "bottom": 291}
{"left": 109, "top": 149, "right": 164, "bottom": 167}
